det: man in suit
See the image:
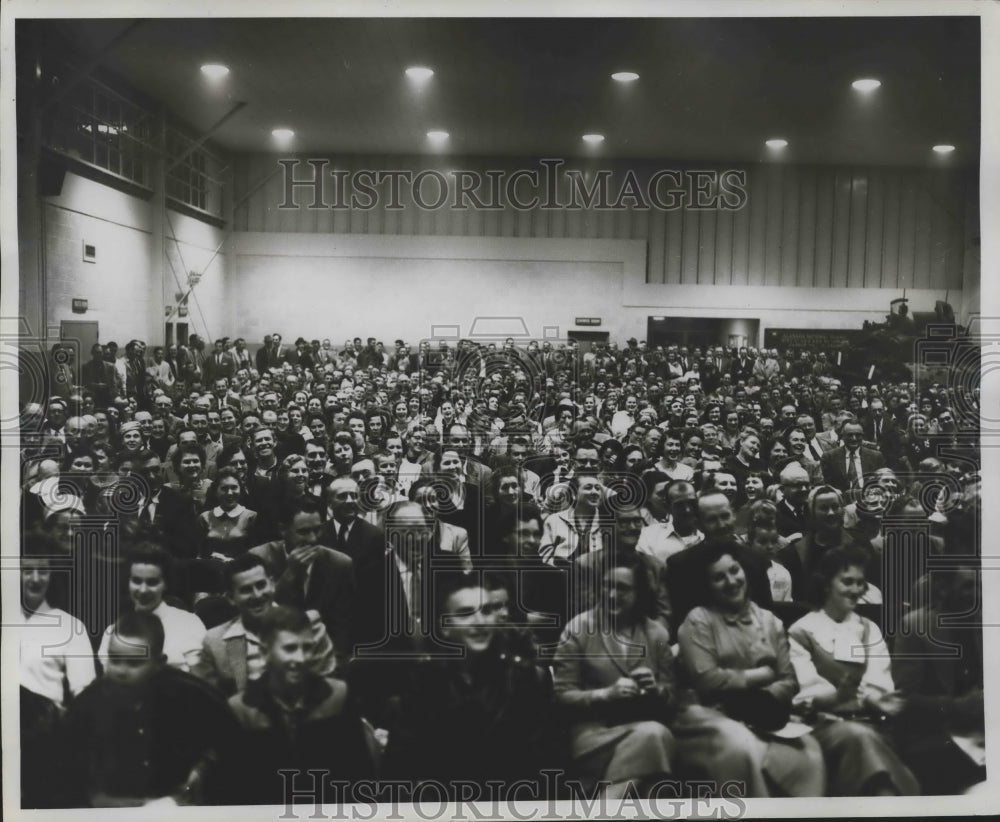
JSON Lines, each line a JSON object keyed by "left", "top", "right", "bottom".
{"left": 192, "top": 554, "right": 334, "bottom": 697}
{"left": 81, "top": 344, "right": 121, "bottom": 408}
{"left": 729, "top": 347, "right": 754, "bottom": 382}
{"left": 250, "top": 502, "right": 355, "bottom": 665}
{"left": 775, "top": 462, "right": 811, "bottom": 539}
{"left": 254, "top": 335, "right": 273, "bottom": 374}
{"left": 862, "top": 398, "right": 905, "bottom": 470}
{"left": 203, "top": 339, "right": 236, "bottom": 384}
{"left": 128, "top": 449, "right": 201, "bottom": 563}
{"left": 820, "top": 421, "right": 886, "bottom": 494}
{"left": 787, "top": 427, "right": 825, "bottom": 485}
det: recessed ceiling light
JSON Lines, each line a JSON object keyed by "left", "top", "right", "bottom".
{"left": 427, "top": 130, "right": 449, "bottom": 141}
{"left": 200, "top": 64, "right": 230, "bottom": 80}
{"left": 272, "top": 128, "right": 294, "bottom": 140}
{"left": 852, "top": 78, "right": 881, "bottom": 92}
{"left": 611, "top": 71, "right": 640, "bottom": 82}
{"left": 406, "top": 66, "right": 434, "bottom": 81}
{"left": 582, "top": 134, "right": 605, "bottom": 144}
{"left": 765, "top": 138, "right": 788, "bottom": 149}
{"left": 932, "top": 144, "right": 956, "bottom": 154}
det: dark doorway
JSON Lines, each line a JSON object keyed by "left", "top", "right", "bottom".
{"left": 60, "top": 321, "right": 99, "bottom": 389}
{"left": 647, "top": 317, "right": 759, "bottom": 350}
{"left": 567, "top": 330, "right": 609, "bottom": 356}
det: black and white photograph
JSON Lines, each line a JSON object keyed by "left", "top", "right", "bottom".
{"left": 2, "top": 0, "right": 996, "bottom": 818}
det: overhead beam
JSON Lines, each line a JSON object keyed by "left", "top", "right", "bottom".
{"left": 40, "top": 21, "right": 143, "bottom": 112}
{"left": 166, "top": 102, "right": 247, "bottom": 174}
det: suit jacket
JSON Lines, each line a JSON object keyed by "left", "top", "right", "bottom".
{"left": 463, "top": 457, "right": 493, "bottom": 490}
{"left": 862, "top": 417, "right": 905, "bottom": 469}
{"left": 203, "top": 351, "right": 237, "bottom": 383}
{"left": 132, "top": 484, "right": 201, "bottom": 561}
{"left": 324, "top": 516, "right": 385, "bottom": 565}
{"left": 80, "top": 359, "right": 120, "bottom": 406}
{"left": 191, "top": 609, "right": 335, "bottom": 697}
{"left": 820, "top": 444, "right": 886, "bottom": 492}
{"left": 249, "top": 541, "right": 355, "bottom": 663}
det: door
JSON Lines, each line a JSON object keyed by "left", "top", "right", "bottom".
{"left": 60, "top": 321, "right": 99, "bottom": 391}
{"left": 566, "top": 330, "right": 609, "bottom": 356}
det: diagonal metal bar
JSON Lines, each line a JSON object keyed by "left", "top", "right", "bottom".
{"left": 40, "top": 21, "right": 144, "bottom": 112}
{"left": 166, "top": 102, "right": 247, "bottom": 174}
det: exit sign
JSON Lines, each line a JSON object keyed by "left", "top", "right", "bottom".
{"left": 575, "top": 317, "right": 601, "bottom": 327}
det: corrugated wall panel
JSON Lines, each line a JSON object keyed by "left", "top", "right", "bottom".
{"left": 233, "top": 154, "right": 967, "bottom": 290}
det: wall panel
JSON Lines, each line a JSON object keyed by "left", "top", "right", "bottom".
{"left": 234, "top": 154, "right": 970, "bottom": 292}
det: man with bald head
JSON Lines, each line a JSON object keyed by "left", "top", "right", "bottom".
{"left": 663, "top": 491, "right": 774, "bottom": 635}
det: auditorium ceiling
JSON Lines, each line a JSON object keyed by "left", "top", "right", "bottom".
{"left": 27, "top": 15, "right": 981, "bottom": 167}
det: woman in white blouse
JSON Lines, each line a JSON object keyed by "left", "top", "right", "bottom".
{"left": 788, "top": 546, "right": 918, "bottom": 795}
{"left": 99, "top": 545, "right": 206, "bottom": 673}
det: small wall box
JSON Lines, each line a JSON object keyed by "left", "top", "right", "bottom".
{"left": 72, "top": 298, "right": 88, "bottom": 313}
{"left": 83, "top": 241, "right": 97, "bottom": 263}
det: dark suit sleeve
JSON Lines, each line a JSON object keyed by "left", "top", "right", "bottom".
{"left": 323, "top": 554, "right": 357, "bottom": 665}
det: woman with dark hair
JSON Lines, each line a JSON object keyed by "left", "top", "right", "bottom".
{"left": 169, "top": 442, "right": 212, "bottom": 509}
{"left": 196, "top": 466, "right": 259, "bottom": 562}
{"left": 97, "top": 544, "right": 206, "bottom": 672}
{"left": 675, "top": 541, "right": 825, "bottom": 797}
{"left": 765, "top": 438, "right": 791, "bottom": 478}
{"left": 553, "top": 554, "right": 677, "bottom": 799}
{"left": 616, "top": 444, "right": 647, "bottom": 476}
{"left": 304, "top": 411, "right": 329, "bottom": 449}
{"left": 383, "top": 570, "right": 554, "bottom": 797}
{"left": 787, "top": 546, "right": 918, "bottom": 795}
{"left": 598, "top": 438, "right": 624, "bottom": 476}
{"left": 330, "top": 431, "right": 357, "bottom": 478}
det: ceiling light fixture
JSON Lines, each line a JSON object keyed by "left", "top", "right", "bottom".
{"left": 272, "top": 128, "right": 295, "bottom": 140}
{"left": 427, "top": 130, "right": 449, "bottom": 141}
{"left": 582, "top": 133, "right": 605, "bottom": 144}
{"left": 200, "top": 64, "right": 230, "bottom": 80}
{"left": 611, "top": 71, "right": 640, "bottom": 82}
{"left": 932, "top": 144, "right": 956, "bottom": 154}
{"left": 406, "top": 66, "right": 434, "bottom": 81}
{"left": 765, "top": 138, "right": 788, "bottom": 149}
{"left": 851, "top": 78, "right": 881, "bottom": 92}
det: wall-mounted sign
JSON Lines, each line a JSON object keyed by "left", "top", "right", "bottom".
{"left": 72, "top": 298, "right": 88, "bottom": 313}
{"left": 575, "top": 317, "right": 602, "bottom": 327}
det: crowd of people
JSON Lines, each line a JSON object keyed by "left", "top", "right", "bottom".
{"left": 17, "top": 330, "right": 984, "bottom": 806}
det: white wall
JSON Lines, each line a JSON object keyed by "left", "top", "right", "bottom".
{"left": 39, "top": 171, "right": 230, "bottom": 345}
{"left": 233, "top": 232, "right": 960, "bottom": 348}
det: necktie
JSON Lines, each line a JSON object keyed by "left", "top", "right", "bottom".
{"left": 338, "top": 520, "right": 349, "bottom": 552}
{"left": 809, "top": 442, "right": 821, "bottom": 461}
{"left": 846, "top": 450, "right": 859, "bottom": 487}
{"left": 874, "top": 420, "right": 881, "bottom": 439}
{"left": 577, "top": 523, "right": 591, "bottom": 556}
